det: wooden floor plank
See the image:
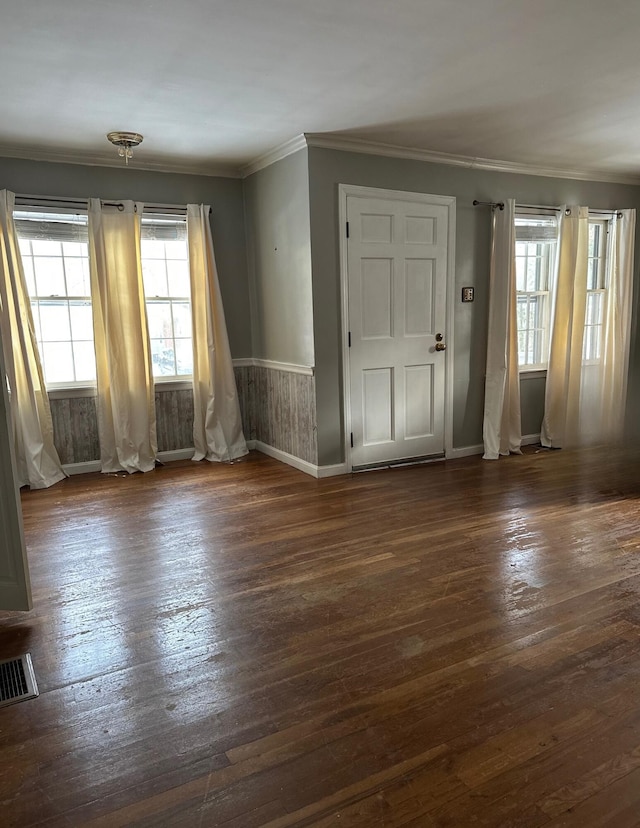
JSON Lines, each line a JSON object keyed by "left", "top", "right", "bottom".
{"left": 1, "top": 446, "right": 640, "bottom": 825}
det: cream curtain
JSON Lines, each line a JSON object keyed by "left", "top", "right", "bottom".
{"left": 599, "top": 210, "right": 635, "bottom": 443}
{"left": 541, "top": 207, "right": 635, "bottom": 448}
{"left": 482, "top": 198, "right": 522, "bottom": 459}
{"left": 88, "top": 199, "right": 157, "bottom": 473}
{"left": 0, "top": 190, "right": 66, "bottom": 489}
{"left": 187, "top": 205, "right": 247, "bottom": 462}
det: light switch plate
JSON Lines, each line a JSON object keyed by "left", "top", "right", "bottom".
{"left": 462, "top": 287, "right": 474, "bottom": 302}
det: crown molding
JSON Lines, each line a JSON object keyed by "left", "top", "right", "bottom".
{"left": 304, "top": 133, "right": 640, "bottom": 186}
{"left": 240, "top": 134, "right": 308, "bottom": 178}
{"left": 0, "top": 144, "right": 243, "bottom": 179}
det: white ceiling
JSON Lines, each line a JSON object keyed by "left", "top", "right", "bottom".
{"left": 3, "top": 0, "right": 640, "bottom": 179}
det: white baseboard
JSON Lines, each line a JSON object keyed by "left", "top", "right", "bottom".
{"left": 63, "top": 447, "right": 196, "bottom": 476}
{"left": 316, "top": 462, "right": 349, "bottom": 478}
{"left": 62, "top": 460, "right": 102, "bottom": 475}
{"left": 253, "top": 441, "right": 319, "bottom": 477}
{"left": 157, "top": 448, "right": 194, "bottom": 462}
{"left": 521, "top": 433, "right": 541, "bottom": 446}
{"left": 447, "top": 443, "right": 484, "bottom": 459}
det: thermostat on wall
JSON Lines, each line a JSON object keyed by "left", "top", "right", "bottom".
{"left": 461, "top": 287, "right": 474, "bottom": 302}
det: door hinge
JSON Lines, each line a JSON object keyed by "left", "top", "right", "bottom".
{"left": 348, "top": 331, "right": 351, "bottom": 348}
{"left": 346, "top": 221, "right": 350, "bottom": 238}
{"left": 350, "top": 432, "right": 354, "bottom": 448}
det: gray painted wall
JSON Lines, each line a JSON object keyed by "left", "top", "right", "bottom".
{"left": 308, "top": 146, "right": 640, "bottom": 465}
{"left": 0, "top": 156, "right": 252, "bottom": 357}
{"left": 243, "top": 149, "right": 315, "bottom": 366}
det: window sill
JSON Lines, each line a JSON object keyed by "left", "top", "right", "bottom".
{"left": 47, "top": 378, "right": 193, "bottom": 399}
{"left": 519, "top": 369, "right": 547, "bottom": 380}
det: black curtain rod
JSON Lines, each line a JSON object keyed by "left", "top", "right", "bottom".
{"left": 473, "top": 199, "right": 623, "bottom": 218}
{"left": 14, "top": 193, "right": 211, "bottom": 215}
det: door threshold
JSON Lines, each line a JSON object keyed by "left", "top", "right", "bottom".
{"left": 352, "top": 454, "right": 445, "bottom": 473}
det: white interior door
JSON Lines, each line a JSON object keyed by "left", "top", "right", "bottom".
{"left": 345, "top": 192, "right": 451, "bottom": 469}
{"left": 0, "top": 334, "right": 32, "bottom": 611}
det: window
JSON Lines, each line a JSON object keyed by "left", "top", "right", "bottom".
{"left": 140, "top": 217, "right": 193, "bottom": 380}
{"left": 515, "top": 212, "right": 611, "bottom": 372}
{"left": 515, "top": 215, "right": 557, "bottom": 370}
{"left": 584, "top": 219, "right": 609, "bottom": 362}
{"left": 15, "top": 211, "right": 96, "bottom": 386}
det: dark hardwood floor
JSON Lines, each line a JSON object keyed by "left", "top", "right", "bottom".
{"left": 2, "top": 446, "right": 640, "bottom": 827}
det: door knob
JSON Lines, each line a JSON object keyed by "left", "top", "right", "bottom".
{"left": 435, "top": 342, "right": 446, "bottom": 351}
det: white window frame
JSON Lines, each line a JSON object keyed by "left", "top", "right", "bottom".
{"left": 15, "top": 210, "right": 97, "bottom": 391}
{"left": 583, "top": 217, "right": 611, "bottom": 365}
{"left": 515, "top": 214, "right": 557, "bottom": 374}
{"left": 140, "top": 216, "right": 193, "bottom": 384}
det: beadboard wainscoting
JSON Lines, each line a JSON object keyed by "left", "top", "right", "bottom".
{"left": 234, "top": 363, "right": 317, "bottom": 466}
{"left": 49, "top": 366, "right": 318, "bottom": 474}
{"left": 50, "top": 387, "right": 196, "bottom": 467}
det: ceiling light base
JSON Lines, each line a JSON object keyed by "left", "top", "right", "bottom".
{"left": 106, "top": 131, "right": 144, "bottom": 165}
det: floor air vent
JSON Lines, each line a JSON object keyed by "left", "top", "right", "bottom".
{"left": 0, "top": 654, "right": 39, "bottom": 708}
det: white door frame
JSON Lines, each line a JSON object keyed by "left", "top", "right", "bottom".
{"left": 339, "top": 184, "right": 456, "bottom": 471}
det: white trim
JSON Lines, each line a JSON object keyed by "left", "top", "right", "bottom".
{"left": 338, "top": 184, "right": 456, "bottom": 472}
{"left": 232, "top": 357, "right": 314, "bottom": 376}
{"left": 521, "top": 433, "right": 541, "bottom": 446}
{"left": 241, "top": 135, "right": 308, "bottom": 178}
{"left": 305, "top": 134, "right": 640, "bottom": 186}
{"left": 253, "top": 441, "right": 318, "bottom": 477}
{"left": 252, "top": 441, "right": 348, "bottom": 478}
{"left": 447, "top": 444, "right": 484, "bottom": 459}
{"left": 316, "top": 462, "right": 349, "bottom": 478}
{"left": 519, "top": 369, "right": 547, "bottom": 380}
{"left": 0, "top": 143, "right": 241, "bottom": 179}
{"left": 158, "top": 448, "right": 194, "bottom": 463}
{"left": 48, "top": 385, "right": 97, "bottom": 400}
{"left": 62, "top": 460, "right": 101, "bottom": 475}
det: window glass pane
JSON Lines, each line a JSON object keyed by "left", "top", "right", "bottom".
{"left": 34, "top": 257, "right": 66, "bottom": 295}
{"left": 172, "top": 302, "right": 192, "bottom": 338}
{"left": 142, "top": 259, "right": 169, "bottom": 297}
{"left": 586, "top": 293, "right": 599, "bottom": 326}
{"left": 167, "top": 260, "right": 190, "bottom": 296}
{"left": 42, "top": 342, "right": 74, "bottom": 383}
{"left": 175, "top": 339, "right": 193, "bottom": 375}
{"left": 18, "top": 238, "right": 31, "bottom": 256}
{"left": 146, "top": 302, "right": 173, "bottom": 340}
{"left": 518, "top": 330, "right": 527, "bottom": 365}
{"left": 39, "top": 302, "right": 71, "bottom": 342}
{"left": 141, "top": 240, "right": 166, "bottom": 259}
{"left": 588, "top": 224, "right": 599, "bottom": 258}
{"left": 31, "top": 239, "right": 61, "bottom": 257}
{"left": 516, "top": 296, "right": 528, "bottom": 329}
{"left": 526, "top": 257, "right": 541, "bottom": 291}
{"left": 62, "top": 241, "right": 86, "bottom": 257}
{"left": 64, "top": 256, "right": 90, "bottom": 296}
{"left": 69, "top": 302, "right": 94, "bottom": 340}
{"left": 515, "top": 256, "right": 526, "bottom": 292}
{"left": 73, "top": 341, "right": 97, "bottom": 382}
{"left": 150, "top": 339, "right": 176, "bottom": 376}
{"left": 164, "top": 240, "right": 188, "bottom": 260}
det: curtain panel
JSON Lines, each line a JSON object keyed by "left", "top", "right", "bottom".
{"left": 482, "top": 198, "right": 522, "bottom": 460}
{"left": 88, "top": 199, "right": 158, "bottom": 473}
{"left": 0, "top": 190, "right": 66, "bottom": 489}
{"left": 187, "top": 205, "right": 247, "bottom": 462}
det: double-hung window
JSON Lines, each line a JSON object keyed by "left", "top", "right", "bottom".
{"left": 15, "top": 209, "right": 194, "bottom": 389}
{"left": 140, "top": 217, "right": 193, "bottom": 380}
{"left": 15, "top": 211, "right": 96, "bottom": 386}
{"left": 515, "top": 215, "right": 557, "bottom": 371}
{"left": 514, "top": 211, "right": 611, "bottom": 372}
{"left": 583, "top": 219, "right": 609, "bottom": 362}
